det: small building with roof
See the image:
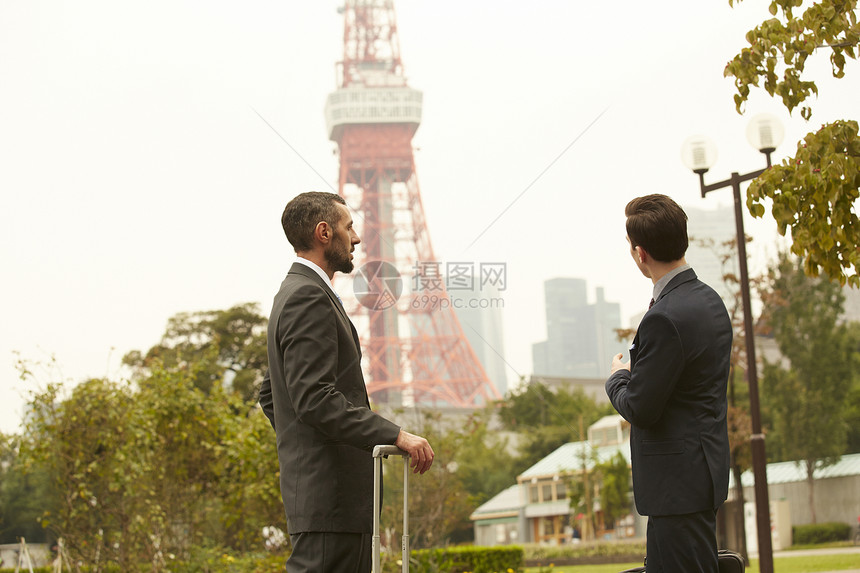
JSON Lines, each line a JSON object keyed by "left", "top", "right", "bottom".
{"left": 729, "top": 452, "right": 860, "bottom": 523}
{"left": 722, "top": 452, "right": 860, "bottom": 551}
{"left": 471, "top": 414, "right": 642, "bottom": 546}
{"left": 469, "top": 484, "right": 522, "bottom": 547}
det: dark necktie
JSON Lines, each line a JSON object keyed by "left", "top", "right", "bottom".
{"left": 649, "top": 298, "right": 655, "bottom": 310}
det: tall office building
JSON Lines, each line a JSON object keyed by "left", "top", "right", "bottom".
{"left": 684, "top": 205, "right": 738, "bottom": 306}
{"left": 449, "top": 279, "right": 509, "bottom": 397}
{"left": 532, "top": 278, "right": 626, "bottom": 379}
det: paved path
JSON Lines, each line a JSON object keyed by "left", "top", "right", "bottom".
{"left": 760, "top": 546, "right": 860, "bottom": 573}
{"left": 772, "top": 546, "right": 860, "bottom": 558}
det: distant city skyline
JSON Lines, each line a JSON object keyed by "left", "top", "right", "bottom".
{"left": 533, "top": 278, "right": 628, "bottom": 380}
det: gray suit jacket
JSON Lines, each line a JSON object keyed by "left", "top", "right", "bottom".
{"left": 606, "top": 268, "right": 732, "bottom": 517}
{"left": 259, "top": 263, "right": 400, "bottom": 533}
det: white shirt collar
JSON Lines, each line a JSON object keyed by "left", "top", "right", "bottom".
{"left": 295, "top": 257, "right": 335, "bottom": 291}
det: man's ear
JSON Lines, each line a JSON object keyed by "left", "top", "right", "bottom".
{"left": 635, "top": 246, "right": 647, "bottom": 263}
{"left": 313, "top": 221, "right": 331, "bottom": 244}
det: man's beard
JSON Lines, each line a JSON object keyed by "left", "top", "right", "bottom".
{"left": 325, "top": 240, "right": 354, "bottom": 275}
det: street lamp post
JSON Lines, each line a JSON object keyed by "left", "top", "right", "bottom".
{"left": 681, "top": 113, "right": 784, "bottom": 573}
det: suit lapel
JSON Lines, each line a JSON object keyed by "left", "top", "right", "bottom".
{"left": 288, "top": 263, "right": 361, "bottom": 353}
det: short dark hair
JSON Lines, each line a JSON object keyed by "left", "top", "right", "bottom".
{"left": 281, "top": 191, "right": 347, "bottom": 252}
{"left": 625, "top": 194, "right": 688, "bottom": 262}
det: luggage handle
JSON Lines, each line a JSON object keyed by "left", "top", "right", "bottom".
{"left": 372, "top": 445, "right": 410, "bottom": 573}
{"left": 373, "top": 444, "right": 409, "bottom": 459}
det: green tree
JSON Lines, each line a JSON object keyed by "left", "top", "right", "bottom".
{"left": 380, "top": 411, "right": 474, "bottom": 548}
{"left": 846, "top": 360, "right": 860, "bottom": 452}
{"left": 450, "top": 410, "right": 519, "bottom": 509}
{"left": 9, "top": 305, "right": 286, "bottom": 571}
{"left": 565, "top": 447, "right": 632, "bottom": 542}
{"left": 376, "top": 408, "right": 522, "bottom": 547}
{"left": 759, "top": 253, "right": 859, "bottom": 522}
{"left": 123, "top": 303, "right": 267, "bottom": 402}
{"left": 0, "top": 432, "right": 55, "bottom": 545}
{"left": 20, "top": 378, "right": 143, "bottom": 569}
{"left": 725, "top": 0, "right": 860, "bottom": 285}
{"left": 17, "top": 365, "right": 283, "bottom": 571}
{"left": 566, "top": 450, "right": 598, "bottom": 543}
{"left": 215, "top": 406, "right": 284, "bottom": 552}
{"left": 123, "top": 366, "right": 255, "bottom": 562}
{"left": 593, "top": 452, "right": 631, "bottom": 533}
{"left": 498, "top": 382, "right": 613, "bottom": 470}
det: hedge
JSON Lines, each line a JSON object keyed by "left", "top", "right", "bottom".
{"left": 409, "top": 545, "right": 524, "bottom": 573}
{"left": 0, "top": 568, "right": 120, "bottom": 573}
{"left": 792, "top": 522, "right": 851, "bottom": 545}
{"left": 523, "top": 540, "right": 646, "bottom": 562}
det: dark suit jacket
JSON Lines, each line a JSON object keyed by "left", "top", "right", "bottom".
{"left": 605, "top": 268, "right": 732, "bottom": 517}
{"left": 259, "top": 262, "right": 400, "bottom": 534}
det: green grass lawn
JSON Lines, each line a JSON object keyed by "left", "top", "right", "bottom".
{"left": 748, "top": 553, "right": 860, "bottom": 573}
{"left": 525, "top": 553, "right": 860, "bottom": 573}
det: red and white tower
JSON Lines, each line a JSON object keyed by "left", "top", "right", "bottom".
{"left": 325, "top": 0, "right": 501, "bottom": 408}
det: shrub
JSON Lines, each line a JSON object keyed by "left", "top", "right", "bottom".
{"left": 168, "top": 547, "right": 288, "bottom": 573}
{"left": 409, "top": 545, "right": 524, "bottom": 573}
{"left": 0, "top": 565, "right": 120, "bottom": 573}
{"left": 792, "top": 522, "right": 851, "bottom": 545}
{"left": 524, "top": 540, "right": 646, "bottom": 562}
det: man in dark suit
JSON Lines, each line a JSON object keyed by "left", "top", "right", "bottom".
{"left": 605, "top": 194, "right": 732, "bottom": 573}
{"left": 259, "top": 191, "right": 434, "bottom": 573}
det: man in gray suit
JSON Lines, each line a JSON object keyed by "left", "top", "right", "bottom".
{"left": 259, "top": 191, "right": 434, "bottom": 573}
{"left": 606, "top": 194, "right": 732, "bottom": 573}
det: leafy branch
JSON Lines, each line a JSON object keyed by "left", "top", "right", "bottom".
{"left": 746, "top": 119, "right": 860, "bottom": 286}
{"left": 726, "top": 0, "right": 859, "bottom": 119}
{"left": 726, "top": 1, "right": 860, "bottom": 286}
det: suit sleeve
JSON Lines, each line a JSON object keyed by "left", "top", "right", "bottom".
{"left": 258, "top": 372, "right": 275, "bottom": 431}
{"left": 606, "top": 312, "right": 685, "bottom": 428}
{"left": 279, "top": 283, "right": 400, "bottom": 449}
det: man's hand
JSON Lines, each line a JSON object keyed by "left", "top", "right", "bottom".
{"left": 610, "top": 353, "right": 630, "bottom": 375}
{"left": 395, "top": 430, "right": 435, "bottom": 474}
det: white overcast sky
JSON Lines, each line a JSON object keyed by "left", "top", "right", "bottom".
{"left": 2, "top": 1, "right": 858, "bottom": 433}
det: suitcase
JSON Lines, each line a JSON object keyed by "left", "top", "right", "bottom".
{"left": 372, "top": 445, "right": 411, "bottom": 573}
{"left": 619, "top": 549, "right": 746, "bottom": 573}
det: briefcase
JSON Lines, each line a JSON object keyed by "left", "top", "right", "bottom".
{"left": 619, "top": 549, "right": 746, "bottom": 573}
{"left": 372, "top": 445, "right": 411, "bottom": 573}
{"left": 716, "top": 549, "right": 745, "bottom": 573}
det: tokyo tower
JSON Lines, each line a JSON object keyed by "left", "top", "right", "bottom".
{"left": 324, "top": 0, "right": 501, "bottom": 408}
